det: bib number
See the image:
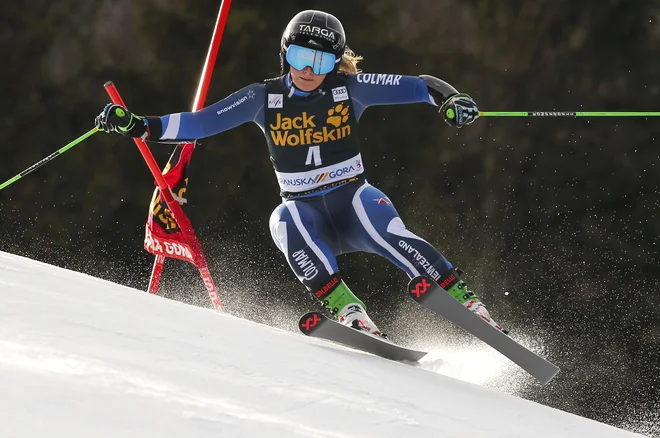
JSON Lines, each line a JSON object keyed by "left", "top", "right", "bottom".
{"left": 305, "top": 146, "right": 322, "bottom": 166}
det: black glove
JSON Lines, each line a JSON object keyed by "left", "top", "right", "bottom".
{"left": 95, "top": 103, "right": 148, "bottom": 138}
{"left": 439, "top": 93, "right": 479, "bottom": 128}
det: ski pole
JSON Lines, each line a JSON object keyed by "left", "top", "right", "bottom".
{"left": 0, "top": 127, "right": 99, "bottom": 192}
{"left": 479, "top": 111, "right": 660, "bottom": 117}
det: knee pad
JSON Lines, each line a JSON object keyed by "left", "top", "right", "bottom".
{"left": 269, "top": 203, "right": 288, "bottom": 253}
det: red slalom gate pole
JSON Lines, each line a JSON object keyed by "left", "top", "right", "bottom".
{"left": 192, "top": 0, "right": 233, "bottom": 111}
{"left": 147, "top": 0, "right": 233, "bottom": 296}
{"left": 149, "top": 254, "right": 166, "bottom": 294}
{"left": 104, "top": 82, "right": 177, "bottom": 203}
{"left": 104, "top": 82, "right": 224, "bottom": 312}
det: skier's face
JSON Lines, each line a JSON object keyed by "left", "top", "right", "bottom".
{"left": 290, "top": 66, "right": 326, "bottom": 92}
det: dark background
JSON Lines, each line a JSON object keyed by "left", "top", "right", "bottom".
{"left": 2, "top": 0, "right": 659, "bottom": 435}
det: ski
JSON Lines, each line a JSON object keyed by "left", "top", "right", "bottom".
{"left": 408, "top": 276, "right": 560, "bottom": 384}
{"left": 298, "top": 311, "right": 427, "bottom": 362}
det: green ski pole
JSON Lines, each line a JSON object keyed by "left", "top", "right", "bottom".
{"left": 479, "top": 111, "right": 660, "bottom": 117}
{"left": 0, "top": 127, "right": 99, "bottom": 192}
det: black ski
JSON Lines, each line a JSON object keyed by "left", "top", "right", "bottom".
{"left": 298, "top": 311, "right": 427, "bottom": 362}
{"left": 408, "top": 276, "right": 560, "bottom": 384}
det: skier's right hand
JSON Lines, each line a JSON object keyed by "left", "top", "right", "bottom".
{"left": 95, "top": 103, "right": 148, "bottom": 139}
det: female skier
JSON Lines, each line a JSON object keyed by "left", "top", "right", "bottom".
{"left": 96, "top": 10, "right": 504, "bottom": 336}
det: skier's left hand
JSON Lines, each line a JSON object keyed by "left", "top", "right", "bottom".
{"left": 440, "top": 93, "right": 479, "bottom": 128}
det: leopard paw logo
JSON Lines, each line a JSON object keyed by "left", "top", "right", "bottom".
{"left": 327, "top": 104, "right": 349, "bottom": 128}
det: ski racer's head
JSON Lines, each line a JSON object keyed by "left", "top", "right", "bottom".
{"left": 280, "top": 10, "right": 363, "bottom": 92}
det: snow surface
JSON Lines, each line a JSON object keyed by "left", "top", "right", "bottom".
{"left": 0, "top": 251, "right": 645, "bottom": 437}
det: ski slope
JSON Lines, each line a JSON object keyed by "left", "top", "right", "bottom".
{"left": 0, "top": 251, "right": 645, "bottom": 438}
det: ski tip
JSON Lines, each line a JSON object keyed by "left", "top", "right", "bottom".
{"left": 298, "top": 311, "right": 325, "bottom": 335}
{"left": 408, "top": 275, "right": 435, "bottom": 302}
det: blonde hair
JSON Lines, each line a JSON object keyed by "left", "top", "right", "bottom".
{"left": 338, "top": 46, "right": 363, "bottom": 74}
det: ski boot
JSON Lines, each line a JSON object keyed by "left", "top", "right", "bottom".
{"left": 317, "top": 277, "right": 386, "bottom": 338}
{"left": 440, "top": 268, "right": 508, "bottom": 334}
{"left": 337, "top": 303, "right": 386, "bottom": 338}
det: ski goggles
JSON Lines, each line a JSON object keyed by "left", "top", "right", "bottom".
{"left": 285, "top": 44, "right": 337, "bottom": 75}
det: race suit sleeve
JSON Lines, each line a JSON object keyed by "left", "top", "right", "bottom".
{"left": 346, "top": 73, "right": 450, "bottom": 121}
{"left": 152, "top": 82, "right": 266, "bottom": 141}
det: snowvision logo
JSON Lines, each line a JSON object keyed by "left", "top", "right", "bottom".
{"left": 216, "top": 90, "right": 254, "bottom": 115}
{"left": 269, "top": 103, "right": 351, "bottom": 147}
